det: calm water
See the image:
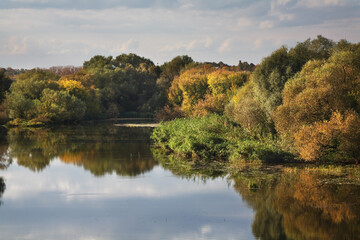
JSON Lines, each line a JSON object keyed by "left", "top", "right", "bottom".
{"left": 0, "top": 124, "right": 359, "bottom": 240}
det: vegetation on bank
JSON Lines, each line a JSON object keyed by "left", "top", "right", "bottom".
{"left": 151, "top": 114, "right": 291, "bottom": 164}
{"left": 1, "top": 54, "right": 253, "bottom": 126}
{"left": 1, "top": 35, "right": 360, "bottom": 164}
{"left": 152, "top": 36, "right": 360, "bottom": 165}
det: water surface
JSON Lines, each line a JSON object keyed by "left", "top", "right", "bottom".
{"left": 0, "top": 124, "right": 359, "bottom": 240}
{"left": 0, "top": 125, "right": 253, "bottom": 240}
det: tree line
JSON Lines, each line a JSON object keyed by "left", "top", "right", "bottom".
{"left": 1, "top": 35, "right": 360, "bottom": 163}
{"left": 0, "top": 54, "right": 254, "bottom": 125}
{"left": 152, "top": 35, "right": 360, "bottom": 164}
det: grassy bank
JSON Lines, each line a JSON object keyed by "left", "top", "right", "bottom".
{"left": 151, "top": 114, "right": 293, "bottom": 167}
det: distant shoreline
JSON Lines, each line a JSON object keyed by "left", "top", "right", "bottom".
{"left": 114, "top": 123, "right": 160, "bottom": 128}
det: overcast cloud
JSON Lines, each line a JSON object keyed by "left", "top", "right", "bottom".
{"left": 1, "top": 0, "right": 360, "bottom": 68}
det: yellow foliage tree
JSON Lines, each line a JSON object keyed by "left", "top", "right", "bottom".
{"left": 58, "top": 76, "right": 86, "bottom": 99}
{"left": 167, "top": 65, "right": 249, "bottom": 117}
{"left": 207, "top": 69, "right": 248, "bottom": 96}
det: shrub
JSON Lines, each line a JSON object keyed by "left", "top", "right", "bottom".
{"left": 151, "top": 114, "right": 232, "bottom": 159}
{"left": 152, "top": 114, "right": 294, "bottom": 163}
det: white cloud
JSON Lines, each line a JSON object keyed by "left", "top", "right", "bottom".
{"left": 276, "top": 0, "right": 291, "bottom": 5}
{"left": 0, "top": 0, "right": 360, "bottom": 68}
{"left": 259, "top": 20, "right": 274, "bottom": 29}
{"left": 2, "top": 160, "right": 231, "bottom": 201}
{"left": 116, "top": 39, "right": 139, "bottom": 53}
{"left": 204, "top": 36, "right": 212, "bottom": 48}
{"left": 278, "top": 13, "right": 294, "bottom": 21}
{"left": 297, "top": 0, "right": 341, "bottom": 8}
{"left": 160, "top": 38, "right": 213, "bottom": 53}
{"left": 200, "top": 225, "right": 212, "bottom": 235}
{"left": 10, "top": 0, "right": 48, "bottom": 3}
{"left": 218, "top": 38, "right": 233, "bottom": 53}
{"left": 1, "top": 36, "right": 29, "bottom": 55}
{"left": 237, "top": 17, "right": 252, "bottom": 28}
{"left": 254, "top": 38, "right": 263, "bottom": 49}
{"left": 178, "top": 0, "right": 194, "bottom": 10}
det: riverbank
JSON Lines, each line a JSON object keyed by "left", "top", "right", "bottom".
{"left": 151, "top": 114, "right": 294, "bottom": 164}
{"left": 151, "top": 114, "right": 360, "bottom": 169}
{"left": 4, "top": 117, "right": 158, "bottom": 128}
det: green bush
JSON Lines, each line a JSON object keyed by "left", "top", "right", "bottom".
{"left": 229, "top": 138, "right": 291, "bottom": 163}
{"left": 151, "top": 114, "right": 232, "bottom": 159}
{"left": 152, "top": 114, "right": 294, "bottom": 163}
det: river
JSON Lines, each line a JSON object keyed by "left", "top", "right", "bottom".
{"left": 0, "top": 124, "right": 359, "bottom": 239}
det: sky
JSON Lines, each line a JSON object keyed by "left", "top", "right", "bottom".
{"left": 1, "top": 0, "right": 360, "bottom": 69}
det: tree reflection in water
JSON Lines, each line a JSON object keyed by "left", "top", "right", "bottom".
{"left": 7, "top": 124, "right": 158, "bottom": 177}
{"left": 5, "top": 125, "right": 360, "bottom": 239}
{"left": 153, "top": 148, "right": 360, "bottom": 239}
{"left": 151, "top": 148, "right": 227, "bottom": 182}
{"left": 233, "top": 168, "right": 360, "bottom": 240}
{"left": 0, "top": 126, "right": 9, "bottom": 204}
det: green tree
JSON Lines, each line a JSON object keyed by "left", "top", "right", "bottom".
{"left": 82, "top": 53, "right": 161, "bottom": 116}
{"left": 225, "top": 81, "right": 270, "bottom": 135}
{"left": 157, "top": 55, "right": 194, "bottom": 90}
{"left": 6, "top": 92, "right": 36, "bottom": 120}
{"left": 0, "top": 69, "right": 12, "bottom": 103}
{"left": 252, "top": 46, "right": 292, "bottom": 118}
{"left": 113, "top": 53, "right": 155, "bottom": 69}
{"left": 252, "top": 36, "right": 336, "bottom": 125}
{"left": 39, "top": 89, "right": 86, "bottom": 122}
{"left": 83, "top": 55, "right": 113, "bottom": 71}
{"left": 5, "top": 69, "right": 89, "bottom": 125}
{"left": 9, "top": 69, "right": 59, "bottom": 100}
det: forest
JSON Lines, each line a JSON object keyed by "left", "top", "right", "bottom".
{"left": 1, "top": 35, "right": 360, "bottom": 164}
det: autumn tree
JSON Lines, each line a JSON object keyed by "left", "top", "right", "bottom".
{"left": 252, "top": 35, "right": 336, "bottom": 126}
{"left": 274, "top": 50, "right": 360, "bottom": 162}
{"left": 192, "top": 69, "right": 249, "bottom": 117}
{"left": 167, "top": 65, "right": 213, "bottom": 116}
{"left": 5, "top": 69, "right": 87, "bottom": 125}
{"left": 225, "top": 80, "right": 270, "bottom": 135}
{"left": 294, "top": 111, "right": 360, "bottom": 163}
{"left": 166, "top": 64, "right": 248, "bottom": 117}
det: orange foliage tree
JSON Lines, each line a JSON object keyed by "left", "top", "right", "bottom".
{"left": 294, "top": 111, "right": 360, "bottom": 163}
{"left": 274, "top": 50, "right": 360, "bottom": 162}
